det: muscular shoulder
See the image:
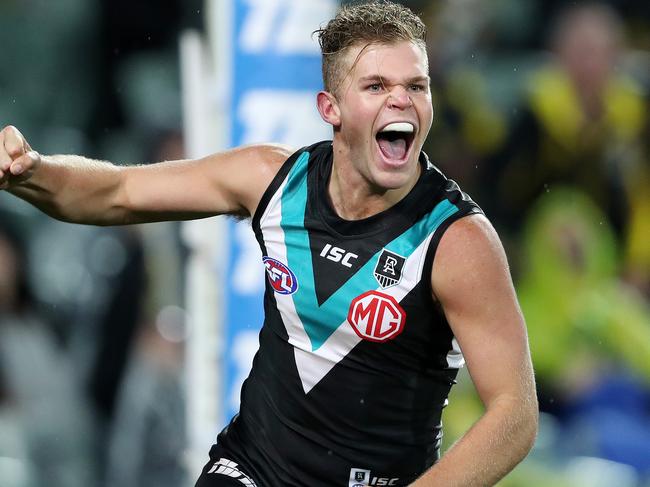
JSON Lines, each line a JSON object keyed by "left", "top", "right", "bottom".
{"left": 248, "top": 143, "right": 294, "bottom": 183}
{"left": 200, "top": 143, "right": 295, "bottom": 217}
{"left": 432, "top": 213, "right": 511, "bottom": 304}
{"left": 238, "top": 142, "right": 294, "bottom": 162}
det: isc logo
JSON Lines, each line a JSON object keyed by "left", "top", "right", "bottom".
{"left": 262, "top": 257, "right": 298, "bottom": 295}
{"left": 320, "top": 243, "right": 358, "bottom": 268}
{"left": 347, "top": 291, "right": 406, "bottom": 342}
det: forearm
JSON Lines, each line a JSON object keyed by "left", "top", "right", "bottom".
{"left": 412, "top": 396, "right": 538, "bottom": 487}
{"left": 8, "top": 154, "right": 128, "bottom": 225}
{"left": 3, "top": 126, "right": 289, "bottom": 224}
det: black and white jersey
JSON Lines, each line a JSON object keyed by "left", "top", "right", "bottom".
{"left": 217, "top": 141, "right": 482, "bottom": 486}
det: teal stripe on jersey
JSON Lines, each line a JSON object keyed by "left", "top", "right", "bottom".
{"left": 279, "top": 151, "right": 315, "bottom": 301}
{"left": 280, "top": 156, "right": 459, "bottom": 350}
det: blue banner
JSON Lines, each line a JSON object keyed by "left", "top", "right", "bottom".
{"left": 221, "top": 0, "right": 336, "bottom": 425}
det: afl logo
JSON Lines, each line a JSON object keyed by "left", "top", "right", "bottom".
{"left": 263, "top": 257, "right": 298, "bottom": 295}
{"left": 347, "top": 291, "right": 406, "bottom": 342}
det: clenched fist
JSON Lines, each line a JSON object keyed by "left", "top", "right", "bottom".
{"left": 0, "top": 125, "right": 41, "bottom": 190}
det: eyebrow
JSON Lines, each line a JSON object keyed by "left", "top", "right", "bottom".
{"left": 358, "top": 74, "right": 431, "bottom": 85}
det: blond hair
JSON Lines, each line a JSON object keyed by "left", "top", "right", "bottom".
{"left": 315, "top": 1, "right": 427, "bottom": 94}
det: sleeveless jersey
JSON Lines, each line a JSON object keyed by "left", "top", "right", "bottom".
{"left": 217, "top": 141, "right": 482, "bottom": 486}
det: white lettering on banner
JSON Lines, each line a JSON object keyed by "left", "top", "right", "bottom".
{"left": 239, "top": 0, "right": 279, "bottom": 53}
{"left": 238, "top": 90, "right": 330, "bottom": 147}
{"left": 240, "top": 0, "right": 335, "bottom": 54}
{"left": 275, "top": 0, "right": 335, "bottom": 54}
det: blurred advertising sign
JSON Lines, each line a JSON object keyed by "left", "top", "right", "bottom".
{"left": 218, "top": 0, "right": 335, "bottom": 426}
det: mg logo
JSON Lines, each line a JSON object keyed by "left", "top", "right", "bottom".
{"left": 347, "top": 291, "right": 406, "bottom": 342}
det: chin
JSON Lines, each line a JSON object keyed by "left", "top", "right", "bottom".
{"left": 370, "top": 148, "right": 420, "bottom": 188}
{"left": 371, "top": 159, "right": 419, "bottom": 191}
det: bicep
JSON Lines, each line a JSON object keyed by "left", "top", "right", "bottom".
{"left": 119, "top": 143, "right": 292, "bottom": 223}
{"left": 432, "top": 215, "right": 535, "bottom": 408}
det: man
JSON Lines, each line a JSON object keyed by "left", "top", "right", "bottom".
{"left": 0, "top": 1, "right": 537, "bottom": 485}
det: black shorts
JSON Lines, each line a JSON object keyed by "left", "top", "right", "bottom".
{"left": 195, "top": 443, "right": 259, "bottom": 487}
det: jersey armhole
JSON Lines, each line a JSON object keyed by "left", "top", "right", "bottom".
{"left": 422, "top": 202, "right": 484, "bottom": 304}
{"left": 251, "top": 146, "right": 307, "bottom": 231}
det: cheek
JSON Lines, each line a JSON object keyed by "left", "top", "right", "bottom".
{"left": 341, "top": 103, "right": 376, "bottom": 136}
{"left": 425, "top": 109, "right": 434, "bottom": 131}
{"left": 417, "top": 99, "right": 434, "bottom": 130}
{"left": 350, "top": 100, "right": 376, "bottom": 122}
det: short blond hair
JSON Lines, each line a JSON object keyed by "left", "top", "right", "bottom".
{"left": 315, "top": 1, "right": 427, "bottom": 94}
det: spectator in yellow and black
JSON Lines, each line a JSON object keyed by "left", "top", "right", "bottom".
{"left": 421, "top": 0, "right": 514, "bottom": 215}
{"left": 517, "top": 186, "right": 650, "bottom": 475}
{"left": 423, "top": 66, "right": 509, "bottom": 215}
{"left": 623, "top": 92, "right": 650, "bottom": 298}
{"left": 487, "top": 3, "right": 647, "bottom": 241}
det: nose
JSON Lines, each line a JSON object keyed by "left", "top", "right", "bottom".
{"left": 387, "top": 86, "right": 412, "bottom": 110}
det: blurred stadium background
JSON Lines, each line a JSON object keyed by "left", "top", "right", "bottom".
{"left": 1, "top": 0, "right": 649, "bottom": 486}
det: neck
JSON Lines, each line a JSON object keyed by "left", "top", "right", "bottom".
{"left": 327, "top": 140, "right": 420, "bottom": 220}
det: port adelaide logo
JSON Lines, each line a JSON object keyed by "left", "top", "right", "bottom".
{"left": 373, "top": 249, "right": 406, "bottom": 288}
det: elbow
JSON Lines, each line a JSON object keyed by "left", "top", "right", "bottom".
{"left": 523, "top": 408, "right": 539, "bottom": 456}
{"left": 494, "top": 392, "right": 539, "bottom": 462}
{"left": 104, "top": 169, "right": 133, "bottom": 225}
{"left": 517, "top": 398, "right": 539, "bottom": 460}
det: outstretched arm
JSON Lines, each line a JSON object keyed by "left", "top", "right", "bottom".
{"left": 413, "top": 214, "right": 538, "bottom": 486}
{"left": 0, "top": 125, "right": 292, "bottom": 225}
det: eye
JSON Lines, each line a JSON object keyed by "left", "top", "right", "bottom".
{"left": 367, "top": 83, "right": 383, "bottom": 92}
{"left": 409, "top": 84, "right": 426, "bottom": 92}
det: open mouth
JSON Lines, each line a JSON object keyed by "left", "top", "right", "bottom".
{"left": 376, "top": 122, "right": 416, "bottom": 163}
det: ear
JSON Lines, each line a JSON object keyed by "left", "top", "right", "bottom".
{"left": 316, "top": 91, "right": 341, "bottom": 128}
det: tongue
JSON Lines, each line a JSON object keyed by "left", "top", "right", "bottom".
{"left": 378, "top": 137, "right": 407, "bottom": 160}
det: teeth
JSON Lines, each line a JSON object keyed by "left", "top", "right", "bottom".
{"left": 380, "top": 122, "right": 414, "bottom": 133}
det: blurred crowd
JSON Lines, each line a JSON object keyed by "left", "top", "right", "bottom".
{"left": 420, "top": 1, "right": 650, "bottom": 486}
{"left": 1, "top": 1, "right": 197, "bottom": 486}
{"left": 0, "top": 1, "right": 649, "bottom": 486}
